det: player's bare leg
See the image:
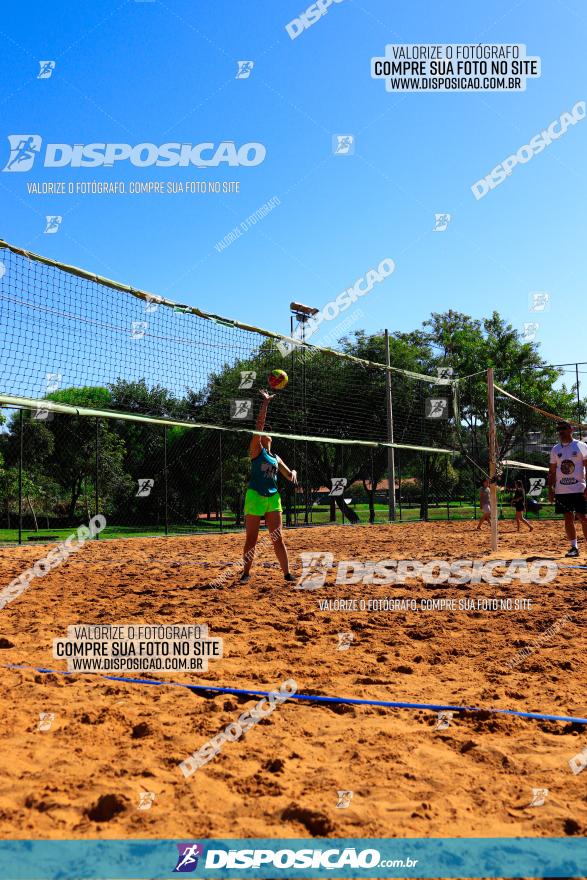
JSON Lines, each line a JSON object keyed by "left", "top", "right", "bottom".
{"left": 241, "top": 515, "right": 261, "bottom": 580}
{"left": 265, "top": 510, "right": 293, "bottom": 580}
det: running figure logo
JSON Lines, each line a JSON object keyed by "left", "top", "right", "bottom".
{"left": 44, "top": 216, "right": 62, "bottom": 234}
{"left": 131, "top": 321, "right": 148, "bottom": 339}
{"left": 3, "top": 135, "right": 42, "bottom": 172}
{"left": 336, "top": 790, "right": 353, "bottom": 808}
{"left": 434, "top": 710, "right": 454, "bottom": 731}
{"left": 527, "top": 477, "right": 545, "bottom": 497}
{"left": 296, "top": 552, "right": 334, "bottom": 589}
{"left": 425, "top": 398, "right": 448, "bottom": 419}
{"left": 336, "top": 631, "right": 354, "bottom": 651}
{"left": 528, "top": 291, "right": 550, "bottom": 312}
{"left": 522, "top": 322, "right": 539, "bottom": 342}
{"left": 332, "top": 135, "right": 355, "bottom": 155}
{"left": 433, "top": 213, "right": 451, "bottom": 232}
{"left": 137, "top": 791, "right": 156, "bottom": 810}
{"left": 239, "top": 370, "right": 256, "bottom": 389}
{"left": 236, "top": 61, "right": 254, "bottom": 79}
{"left": 529, "top": 788, "right": 548, "bottom": 807}
{"left": 173, "top": 843, "right": 203, "bottom": 873}
{"left": 37, "top": 60, "right": 56, "bottom": 79}
{"left": 230, "top": 399, "right": 253, "bottom": 420}
{"left": 329, "top": 477, "right": 347, "bottom": 497}
{"left": 136, "top": 479, "right": 155, "bottom": 497}
{"left": 37, "top": 712, "right": 55, "bottom": 732}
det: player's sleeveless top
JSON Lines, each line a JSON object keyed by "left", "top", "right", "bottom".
{"left": 248, "top": 447, "right": 279, "bottom": 497}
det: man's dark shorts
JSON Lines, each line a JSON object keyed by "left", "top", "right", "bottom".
{"left": 555, "top": 492, "right": 587, "bottom": 515}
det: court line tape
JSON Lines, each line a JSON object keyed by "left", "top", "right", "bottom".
{"left": 5, "top": 664, "right": 587, "bottom": 725}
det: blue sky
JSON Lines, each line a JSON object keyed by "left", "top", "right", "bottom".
{"left": 1, "top": 0, "right": 585, "bottom": 370}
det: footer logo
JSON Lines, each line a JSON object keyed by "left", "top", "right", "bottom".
{"left": 174, "top": 843, "right": 204, "bottom": 873}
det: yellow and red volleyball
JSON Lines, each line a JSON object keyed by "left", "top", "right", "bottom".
{"left": 268, "top": 369, "right": 288, "bottom": 390}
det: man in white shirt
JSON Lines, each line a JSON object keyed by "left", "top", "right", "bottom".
{"left": 548, "top": 420, "right": 587, "bottom": 557}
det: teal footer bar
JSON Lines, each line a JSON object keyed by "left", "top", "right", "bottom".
{"left": 0, "top": 838, "right": 585, "bottom": 879}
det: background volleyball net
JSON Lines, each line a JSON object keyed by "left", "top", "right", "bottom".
{"left": 0, "top": 239, "right": 463, "bottom": 539}
{"left": 454, "top": 363, "right": 587, "bottom": 522}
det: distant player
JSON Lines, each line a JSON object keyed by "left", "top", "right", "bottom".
{"left": 476, "top": 478, "right": 491, "bottom": 530}
{"left": 548, "top": 420, "right": 587, "bottom": 557}
{"left": 511, "top": 479, "right": 533, "bottom": 532}
{"left": 241, "top": 389, "right": 297, "bottom": 582}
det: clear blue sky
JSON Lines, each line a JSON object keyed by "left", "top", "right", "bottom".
{"left": 1, "top": 0, "right": 585, "bottom": 369}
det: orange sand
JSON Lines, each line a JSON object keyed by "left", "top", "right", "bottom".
{"left": 0, "top": 521, "right": 585, "bottom": 841}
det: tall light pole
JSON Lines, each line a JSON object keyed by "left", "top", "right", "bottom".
{"left": 289, "top": 302, "right": 319, "bottom": 525}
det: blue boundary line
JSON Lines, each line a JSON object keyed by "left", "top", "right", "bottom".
{"left": 6, "top": 664, "right": 587, "bottom": 725}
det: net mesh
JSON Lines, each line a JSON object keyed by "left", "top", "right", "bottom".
{"left": 0, "top": 240, "right": 453, "bottom": 451}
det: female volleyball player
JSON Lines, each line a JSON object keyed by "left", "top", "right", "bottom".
{"left": 511, "top": 479, "right": 533, "bottom": 532}
{"left": 240, "top": 389, "right": 297, "bottom": 582}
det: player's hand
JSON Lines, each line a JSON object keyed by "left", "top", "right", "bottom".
{"left": 290, "top": 469, "right": 298, "bottom": 484}
{"left": 259, "top": 388, "right": 275, "bottom": 401}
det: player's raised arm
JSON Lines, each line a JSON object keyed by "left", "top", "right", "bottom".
{"left": 249, "top": 389, "right": 274, "bottom": 458}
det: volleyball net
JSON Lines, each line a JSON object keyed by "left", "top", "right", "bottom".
{"left": 0, "top": 239, "right": 455, "bottom": 451}
{"left": 454, "top": 363, "right": 587, "bottom": 509}
{"left": 0, "top": 238, "right": 467, "bottom": 537}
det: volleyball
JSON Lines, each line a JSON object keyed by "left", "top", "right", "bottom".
{"left": 268, "top": 368, "right": 288, "bottom": 390}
